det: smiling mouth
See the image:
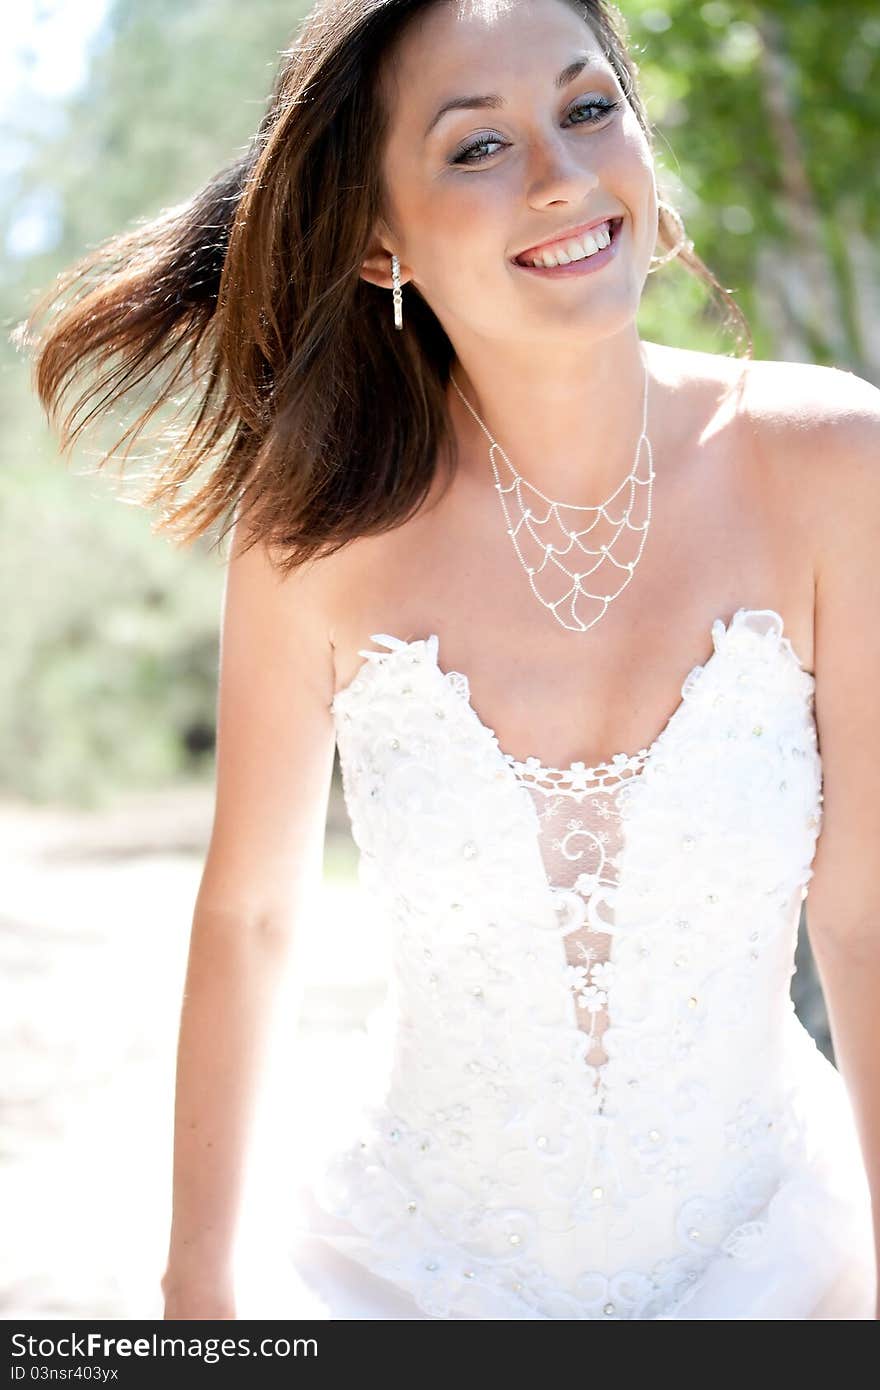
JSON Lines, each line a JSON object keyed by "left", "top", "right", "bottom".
{"left": 512, "top": 216, "right": 623, "bottom": 267}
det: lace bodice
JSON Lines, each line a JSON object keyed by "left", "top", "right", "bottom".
{"left": 294, "top": 607, "right": 872, "bottom": 1320}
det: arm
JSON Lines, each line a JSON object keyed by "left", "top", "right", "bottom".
{"left": 160, "top": 522, "right": 337, "bottom": 1319}
{"left": 801, "top": 371, "right": 880, "bottom": 1314}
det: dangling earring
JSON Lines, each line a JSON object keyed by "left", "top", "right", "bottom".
{"left": 647, "top": 200, "right": 694, "bottom": 273}
{"left": 391, "top": 253, "right": 403, "bottom": 329}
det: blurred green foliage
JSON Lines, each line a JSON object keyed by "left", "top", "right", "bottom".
{"left": 1, "top": 0, "right": 877, "bottom": 804}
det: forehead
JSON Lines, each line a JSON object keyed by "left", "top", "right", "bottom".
{"left": 380, "top": 0, "right": 612, "bottom": 117}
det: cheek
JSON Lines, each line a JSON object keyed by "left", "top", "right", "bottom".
{"left": 605, "top": 133, "right": 656, "bottom": 257}
{"left": 417, "top": 184, "right": 514, "bottom": 278}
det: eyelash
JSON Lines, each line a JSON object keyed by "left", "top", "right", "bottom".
{"left": 450, "top": 97, "right": 622, "bottom": 166}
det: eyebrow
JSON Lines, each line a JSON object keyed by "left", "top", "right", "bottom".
{"left": 423, "top": 56, "right": 614, "bottom": 139}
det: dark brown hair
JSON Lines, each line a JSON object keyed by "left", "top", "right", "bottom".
{"left": 12, "top": 0, "right": 752, "bottom": 576}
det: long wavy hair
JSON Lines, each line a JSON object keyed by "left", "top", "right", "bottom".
{"left": 12, "top": 0, "right": 752, "bottom": 576}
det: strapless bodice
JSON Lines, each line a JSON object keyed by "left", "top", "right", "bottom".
{"left": 288, "top": 607, "right": 875, "bottom": 1319}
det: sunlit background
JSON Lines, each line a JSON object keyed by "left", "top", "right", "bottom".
{"left": 1, "top": 0, "right": 877, "bottom": 1319}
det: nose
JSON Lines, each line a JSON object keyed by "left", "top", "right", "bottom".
{"left": 523, "top": 132, "right": 599, "bottom": 208}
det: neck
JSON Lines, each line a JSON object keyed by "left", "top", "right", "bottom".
{"left": 446, "top": 326, "right": 656, "bottom": 505}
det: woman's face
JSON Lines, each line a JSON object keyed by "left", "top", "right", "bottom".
{"left": 373, "top": 0, "right": 658, "bottom": 349}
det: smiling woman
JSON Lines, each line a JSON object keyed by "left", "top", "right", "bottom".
{"left": 12, "top": 0, "right": 745, "bottom": 575}
{"left": 12, "top": 0, "right": 880, "bottom": 1324}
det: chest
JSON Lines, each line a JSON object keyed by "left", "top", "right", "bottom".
{"left": 327, "top": 414, "right": 814, "bottom": 773}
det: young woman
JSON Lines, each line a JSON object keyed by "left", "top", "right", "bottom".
{"left": 18, "top": 0, "right": 880, "bottom": 1320}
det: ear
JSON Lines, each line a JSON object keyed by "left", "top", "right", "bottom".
{"left": 359, "top": 233, "right": 410, "bottom": 290}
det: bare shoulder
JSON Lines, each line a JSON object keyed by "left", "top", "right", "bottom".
{"left": 653, "top": 345, "right": 880, "bottom": 620}
{"left": 653, "top": 341, "right": 879, "bottom": 435}
{"left": 734, "top": 357, "right": 880, "bottom": 551}
{"left": 652, "top": 346, "right": 880, "bottom": 541}
{"left": 735, "top": 355, "right": 880, "bottom": 438}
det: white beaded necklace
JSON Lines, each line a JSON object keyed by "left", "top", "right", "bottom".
{"left": 449, "top": 345, "right": 655, "bottom": 633}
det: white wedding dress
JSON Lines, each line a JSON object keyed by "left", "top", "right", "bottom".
{"left": 280, "top": 607, "right": 876, "bottom": 1319}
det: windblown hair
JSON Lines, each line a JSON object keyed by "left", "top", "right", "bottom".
{"left": 12, "top": 0, "right": 752, "bottom": 576}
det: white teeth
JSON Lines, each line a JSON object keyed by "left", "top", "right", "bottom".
{"left": 523, "top": 221, "right": 613, "bottom": 268}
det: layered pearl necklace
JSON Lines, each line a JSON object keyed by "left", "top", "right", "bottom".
{"left": 449, "top": 347, "right": 655, "bottom": 633}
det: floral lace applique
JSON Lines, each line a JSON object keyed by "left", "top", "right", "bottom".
{"left": 304, "top": 608, "right": 874, "bottom": 1318}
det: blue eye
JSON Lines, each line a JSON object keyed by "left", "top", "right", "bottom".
{"left": 450, "top": 97, "right": 621, "bottom": 166}
{"left": 569, "top": 96, "right": 621, "bottom": 127}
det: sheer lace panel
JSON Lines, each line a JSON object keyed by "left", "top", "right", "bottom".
{"left": 510, "top": 762, "right": 641, "bottom": 1103}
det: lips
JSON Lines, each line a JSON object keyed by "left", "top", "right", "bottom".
{"left": 512, "top": 216, "right": 623, "bottom": 264}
